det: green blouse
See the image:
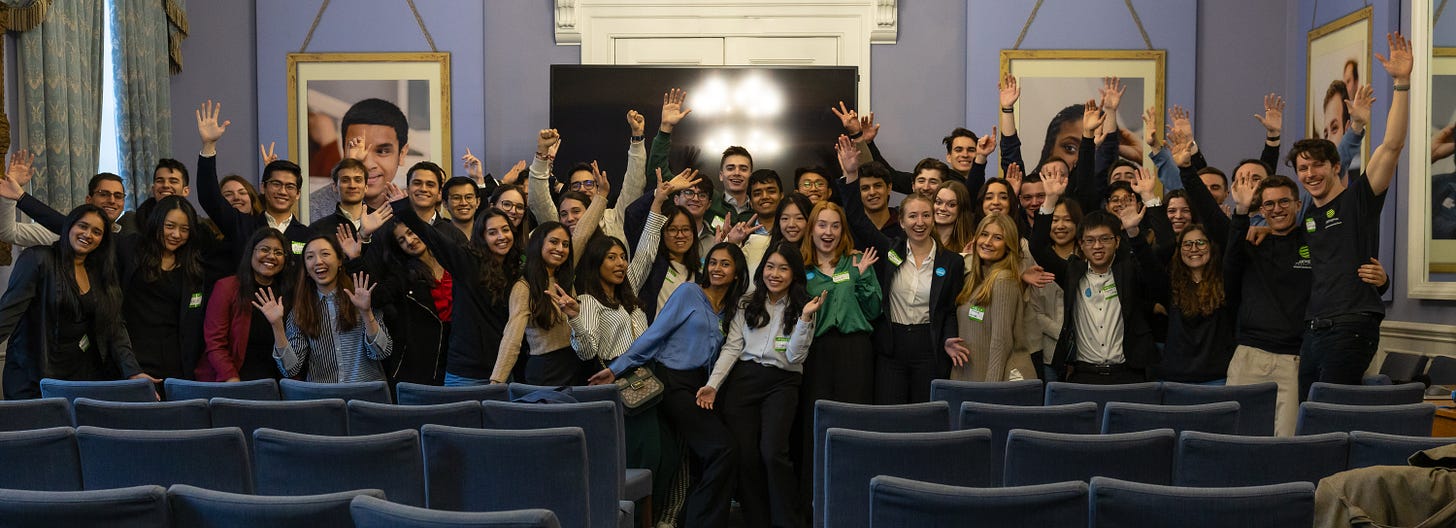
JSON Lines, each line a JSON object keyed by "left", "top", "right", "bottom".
{"left": 804, "top": 254, "right": 882, "bottom": 336}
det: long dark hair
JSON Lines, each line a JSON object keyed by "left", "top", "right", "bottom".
{"left": 743, "top": 242, "right": 809, "bottom": 335}
{"left": 235, "top": 228, "right": 294, "bottom": 314}
{"left": 52, "top": 205, "right": 123, "bottom": 335}
{"left": 575, "top": 234, "right": 640, "bottom": 313}
{"left": 382, "top": 219, "right": 436, "bottom": 287}
{"left": 975, "top": 177, "right": 1023, "bottom": 226}
{"left": 136, "top": 196, "right": 204, "bottom": 283}
{"left": 291, "top": 235, "right": 359, "bottom": 338}
{"left": 523, "top": 222, "right": 575, "bottom": 329}
{"left": 770, "top": 192, "right": 814, "bottom": 247}
{"left": 490, "top": 183, "right": 533, "bottom": 234}
{"left": 657, "top": 201, "right": 700, "bottom": 278}
{"left": 699, "top": 242, "right": 749, "bottom": 334}
{"left": 467, "top": 207, "right": 522, "bottom": 303}
{"left": 1169, "top": 224, "right": 1226, "bottom": 317}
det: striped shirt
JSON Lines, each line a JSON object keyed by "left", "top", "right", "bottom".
{"left": 274, "top": 291, "right": 393, "bottom": 382}
{"left": 568, "top": 294, "right": 649, "bottom": 363}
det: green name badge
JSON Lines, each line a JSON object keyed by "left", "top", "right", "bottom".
{"left": 774, "top": 336, "right": 790, "bottom": 352}
{"left": 967, "top": 305, "right": 986, "bottom": 322}
{"left": 189, "top": 293, "right": 203, "bottom": 308}
{"left": 1305, "top": 218, "right": 1317, "bottom": 233}
{"left": 291, "top": 241, "right": 305, "bottom": 254}
{"left": 887, "top": 250, "right": 904, "bottom": 266}
{"left": 831, "top": 272, "right": 851, "bottom": 284}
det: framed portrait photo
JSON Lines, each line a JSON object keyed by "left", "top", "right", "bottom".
{"left": 1428, "top": 47, "right": 1456, "bottom": 272}
{"left": 1305, "top": 6, "right": 1371, "bottom": 164}
{"left": 286, "top": 52, "right": 452, "bottom": 222}
{"left": 999, "top": 49, "right": 1166, "bottom": 176}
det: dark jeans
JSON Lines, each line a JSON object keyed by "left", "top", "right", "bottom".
{"left": 1299, "top": 315, "right": 1381, "bottom": 401}
{"left": 874, "top": 324, "right": 943, "bottom": 405}
{"left": 656, "top": 364, "right": 737, "bottom": 528}
{"left": 718, "top": 361, "right": 802, "bottom": 528}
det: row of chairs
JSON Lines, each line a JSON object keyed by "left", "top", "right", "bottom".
{"left": 807, "top": 400, "right": 1452, "bottom": 528}
{"left": 1377, "top": 351, "right": 1456, "bottom": 386}
{"left": 35, "top": 377, "right": 539, "bottom": 405}
{"left": 868, "top": 475, "right": 1315, "bottom": 528}
{"left": 0, "top": 484, "right": 559, "bottom": 528}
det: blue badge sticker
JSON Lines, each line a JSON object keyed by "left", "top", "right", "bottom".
{"left": 1084, "top": 287, "right": 1094, "bottom": 298}
{"left": 935, "top": 267, "right": 946, "bottom": 277}
{"left": 806, "top": 271, "right": 816, "bottom": 280}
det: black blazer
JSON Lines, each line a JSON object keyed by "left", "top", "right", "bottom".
{"left": 197, "top": 155, "right": 316, "bottom": 259}
{"left": 1029, "top": 208, "right": 1165, "bottom": 375}
{"left": 344, "top": 234, "right": 446, "bottom": 387}
{"left": 838, "top": 177, "right": 964, "bottom": 373}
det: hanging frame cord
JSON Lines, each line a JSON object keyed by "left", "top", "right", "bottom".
{"left": 1123, "top": 0, "right": 1154, "bottom": 50}
{"left": 1014, "top": 0, "right": 1153, "bottom": 50}
{"left": 301, "top": 0, "right": 435, "bottom": 53}
{"left": 299, "top": 0, "right": 330, "bottom": 53}
{"left": 1012, "top": 0, "right": 1045, "bottom": 50}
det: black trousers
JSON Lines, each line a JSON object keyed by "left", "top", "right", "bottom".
{"left": 1065, "top": 362, "right": 1147, "bottom": 385}
{"left": 794, "top": 329, "right": 873, "bottom": 515}
{"left": 1298, "top": 315, "right": 1380, "bottom": 401}
{"left": 525, "top": 347, "right": 591, "bottom": 386}
{"left": 656, "top": 364, "right": 737, "bottom": 528}
{"left": 718, "top": 361, "right": 802, "bottom": 528}
{"left": 874, "top": 323, "right": 943, "bottom": 405}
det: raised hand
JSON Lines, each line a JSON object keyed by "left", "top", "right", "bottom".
{"left": 359, "top": 204, "right": 395, "bottom": 239}
{"left": 345, "top": 136, "right": 368, "bottom": 161}
{"left": 858, "top": 112, "right": 880, "bottom": 144}
{"left": 260, "top": 142, "right": 279, "bottom": 165}
{"left": 196, "top": 100, "right": 230, "bottom": 146}
{"left": 544, "top": 282, "right": 580, "bottom": 319}
{"left": 660, "top": 88, "right": 692, "bottom": 132}
{"left": 1116, "top": 202, "right": 1146, "bottom": 231}
{"left": 1021, "top": 265, "right": 1056, "bottom": 289}
{"left": 998, "top": 72, "right": 1020, "bottom": 108}
{"left": 536, "top": 129, "right": 561, "bottom": 158}
{"left": 337, "top": 225, "right": 362, "bottom": 260}
{"left": 1005, "top": 162, "right": 1024, "bottom": 195}
{"left": 835, "top": 134, "right": 862, "bottom": 175}
{"left": 831, "top": 101, "right": 861, "bottom": 135}
{"left": 1230, "top": 171, "right": 1257, "bottom": 214}
{"left": 251, "top": 287, "right": 286, "bottom": 325}
{"left": 1346, "top": 83, "right": 1375, "bottom": 133}
{"left": 590, "top": 160, "right": 611, "bottom": 198}
{"left": 1142, "top": 106, "right": 1162, "bottom": 149}
{"left": 627, "top": 109, "right": 645, "bottom": 137}
{"left": 0, "top": 173, "right": 23, "bottom": 201}
{"left": 500, "top": 159, "right": 527, "bottom": 185}
{"left": 1169, "top": 128, "right": 1195, "bottom": 168}
{"left": 944, "top": 337, "right": 971, "bottom": 367}
{"left": 7, "top": 149, "right": 35, "bottom": 187}
{"left": 461, "top": 148, "right": 483, "bottom": 182}
{"left": 1169, "top": 105, "right": 1192, "bottom": 141}
{"left": 384, "top": 182, "right": 407, "bottom": 203}
{"left": 695, "top": 386, "right": 717, "bottom": 410}
{"left": 1434, "top": 124, "right": 1455, "bottom": 163}
{"left": 723, "top": 217, "right": 753, "bottom": 245}
{"left": 801, "top": 290, "right": 827, "bottom": 320}
{"left": 342, "top": 272, "right": 376, "bottom": 312}
{"left": 1375, "top": 31, "right": 1413, "bottom": 82}
{"left": 658, "top": 167, "right": 702, "bottom": 197}
{"left": 855, "top": 246, "right": 879, "bottom": 274}
{"left": 1253, "top": 93, "right": 1285, "bottom": 137}
{"left": 1099, "top": 76, "right": 1127, "bottom": 111}
{"left": 974, "top": 127, "right": 997, "bottom": 162}
{"left": 1081, "top": 99, "right": 1105, "bottom": 137}
{"left": 1358, "top": 257, "right": 1388, "bottom": 287}
{"left": 1130, "top": 166, "right": 1157, "bottom": 201}
{"left": 1041, "top": 165, "right": 1068, "bottom": 202}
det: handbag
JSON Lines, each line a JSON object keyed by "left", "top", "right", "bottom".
{"left": 602, "top": 315, "right": 663, "bottom": 414}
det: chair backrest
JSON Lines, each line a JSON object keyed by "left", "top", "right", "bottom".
{"left": 40, "top": 378, "right": 157, "bottom": 403}
{"left": 396, "top": 382, "right": 509, "bottom": 405}
{"left": 1175, "top": 431, "right": 1348, "bottom": 487}
{"left": 1296, "top": 402, "right": 1436, "bottom": 436}
{"left": 1043, "top": 381, "right": 1162, "bottom": 426}
{"left": 1101, "top": 401, "right": 1241, "bottom": 435}
{"left": 208, "top": 397, "right": 348, "bottom": 448}
{"left": 253, "top": 428, "right": 426, "bottom": 507}
{"left": 1347, "top": 431, "right": 1456, "bottom": 469}
{"left": 0, "top": 485, "right": 169, "bottom": 527}
{"left": 507, "top": 383, "right": 622, "bottom": 406}
{"left": 420, "top": 425, "right": 589, "bottom": 527}
{"left": 0, "top": 427, "right": 82, "bottom": 491}
{"left": 868, "top": 476, "right": 1087, "bottom": 528}
{"left": 0, "top": 398, "right": 73, "bottom": 432}
{"left": 1306, "top": 382, "right": 1426, "bottom": 405}
{"left": 347, "top": 400, "right": 483, "bottom": 435}
{"left": 1427, "top": 356, "right": 1456, "bottom": 386}
{"left": 168, "top": 484, "right": 385, "bottom": 528}
{"left": 164, "top": 378, "right": 279, "bottom": 401}
{"left": 1090, "top": 476, "right": 1315, "bottom": 528}
{"left": 350, "top": 495, "right": 562, "bottom": 528}
{"left": 481, "top": 400, "right": 623, "bottom": 528}
{"left": 71, "top": 398, "right": 211, "bottom": 431}
{"left": 958, "top": 402, "right": 1099, "bottom": 485}
{"left": 1378, "top": 352, "right": 1430, "bottom": 385}
{"left": 1002, "top": 429, "right": 1176, "bottom": 486}
{"left": 280, "top": 379, "right": 392, "bottom": 403}
{"left": 823, "top": 429, "right": 993, "bottom": 528}
{"left": 812, "top": 401, "right": 949, "bottom": 528}
{"left": 76, "top": 426, "right": 252, "bottom": 493}
{"left": 1161, "top": 381, "right": 1277, "bottom": 435}
{"left": 930, "top": 379, "right": 1044, "bottom": 427}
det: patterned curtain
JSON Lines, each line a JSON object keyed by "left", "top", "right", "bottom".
{"left": 113, "top": 0, "right": 174, "bottom": 207}
{"left": 14, "top": 0, "right": 103, "bottom": 211}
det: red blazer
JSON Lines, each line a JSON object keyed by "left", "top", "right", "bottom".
{"left": 196, "top": 276, "right": 253, "bottom": 381}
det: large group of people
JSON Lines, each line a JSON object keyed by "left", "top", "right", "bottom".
{"left": 0, "top": 32, "right": 1418, "bottom": 528}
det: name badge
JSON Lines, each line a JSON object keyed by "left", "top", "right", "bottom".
{"left": 887, "top": 250, "right": 903, "bottom": 266}
{"left": 78, "top": 335, "right": 91, "bottom": 352}
{"left": 710, "top": 216, "right": 725, "bottom": 230}
{"left": 667, "top": 266, "right": 679, "bottom": 280}
{"left": 1101, "top": 283, "right": 1119, "bottom": 300}
{"left": 291, "top": 241, "right": 305, "bottom": 254}
{"left": 774, "top": 336, "right": 790, "bottom": 352}
{"left": 1304, "top": 218, "right": 1317, "bottom": 233}
{"left": 189, "top": 293, "right": 203, "bottom": 308}
{"left": 967, "top": 305, "right": 986, "bottom": 322}
{"left": 832, "top": 272, "right": 851, "bottom": 284}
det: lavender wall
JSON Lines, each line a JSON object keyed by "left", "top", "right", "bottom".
{"left": 1195, "top": 0, "right": 1288, "bottom": 173}
{"left": 169, "top": 0, "right": 258, "bottom": 186}
{"left": 866, "top": 0, "right": 967, "bottom": 170}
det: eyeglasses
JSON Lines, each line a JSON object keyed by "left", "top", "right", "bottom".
{"left": 1260, "top": 197, "right": 1295, "bottom": 210}
{"left": 568, "top": 180, "right": 597, "bottom": 191}
{"left": 448, "top": 193, "right": 479, "bottom": 203}
{"left": 496, "top": 200, "right": 524, "bottom": 213}
{"left": 254, "top": 246, "right": 287, "bottom": 258}
{"left": 665, "top": 226, "right": 694, "bottom": 236}
{"left": 1080, "top": 235, "right": 1117, "bottom": 246}
{"left": 799, "top": 180, "right": 826, "bottom": 190}
{"left": 1108, "top": 195, "right": 1137, "bottom": 205}
{"left": 1181, "top": 239, "right": 1210, "bottom": 250}
{"left": 677, "top": 190, "right": 708, "bottom": 200}
{"left": 265, "top": 180, "right": 299, "bottom": 192}
{"left": 90, "top": 190, "right": 126, "bottom": 201}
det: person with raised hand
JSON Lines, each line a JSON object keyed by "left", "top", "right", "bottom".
{"left": 491, "top": 221, "right": 582, "bottom": 385}
{"left": 264, "top": 237, "right": 391, "bottom": 382}
{"left": 628, "top": 167, "right": 704, "bottom": 320}
{"left": 195, "top": 100, "right": 316, "bottom": 259}
{"left": 0, "top": 149, "right": 64, "bottom": 248}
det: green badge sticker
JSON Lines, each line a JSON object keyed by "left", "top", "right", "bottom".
{"left": 189, "top": 293, "right": 203, "bottom": 308}
{"left": 1325, "top": 209, "right": 1336, "bottom": 219}
{"left": 78, "top": 335, "right": 91, "bottom": 352}
{"left": 887, "top": 250, "right": 903, "bottom": 266}
{"left": 1305, "top": 218, "right": 1317, "bottom": 233}
{"left": 967, "top": 305, "right": 986, "bottom": 322}
{"left": 774, "top": 336, "right": 790, "bottom": 352}
{"left": 832, "top": 272, "right": 851, "bottom": 284}
{"left": 1298, "top": 245, "right": 1311, "bottom": 259}
{"left": 291, "top": 241, "right": 305, "bottom": 254}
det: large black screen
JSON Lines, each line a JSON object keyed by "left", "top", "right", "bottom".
{"left": 549, "top": 65, "right": 858, "bottom": 201}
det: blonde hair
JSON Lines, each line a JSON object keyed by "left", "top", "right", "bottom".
{"left": 800, "top": 200, "right": 855, "bottom": 268}
{"left": 956, "top": 213, "right": 1023, "bottom": 306}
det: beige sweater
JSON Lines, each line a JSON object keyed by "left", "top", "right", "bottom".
{"left": 951, "top": 275, "right": 1037, "bottom": 382}
{"left": 490, "top": 279, "right": 573, "bottom": 382}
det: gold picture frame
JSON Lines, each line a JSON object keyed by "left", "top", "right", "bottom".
{"left": 286, "top": 52, "right": 452, "bottom": 221}
{"left": 1428, "top": 47, "right": 1456, "bottom": 273}
{"left": 999, "top": 49, "right": 1166, "bottom": 175}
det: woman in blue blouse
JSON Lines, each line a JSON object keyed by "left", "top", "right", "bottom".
{"left": 588, "top": 242, "right": 749, "bottom": 528}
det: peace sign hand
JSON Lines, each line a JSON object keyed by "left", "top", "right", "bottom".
{"left": 260, "top": 142, "right": 279, "bottom": 165}
{"left": 461, "top": 148, "right": 483, "bottom": 182}
{"left": 545, "top": 282, "right": 580, "bottom": 319}
{"left": 831, "top": 101, "right": 860, "bottom": 134}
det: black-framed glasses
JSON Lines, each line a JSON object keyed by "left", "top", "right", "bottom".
{"left": 1181, "top": 239, "right": 1210, "bottom": 250}
{"left": 1080, "top": 235, "right": 1117, "bottom": 246}
{"left": 1260, "top": 197, "right": 1295, "bottom": 210}
{"left": 568, "top": 180, "right": 597, "bottom": 191}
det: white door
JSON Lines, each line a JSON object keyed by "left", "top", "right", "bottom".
{"left": 723, "top": 37, "right": 840, "bottom": 66}
{"left": 612, "top": 38, "right": 725, "bottom": 65}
